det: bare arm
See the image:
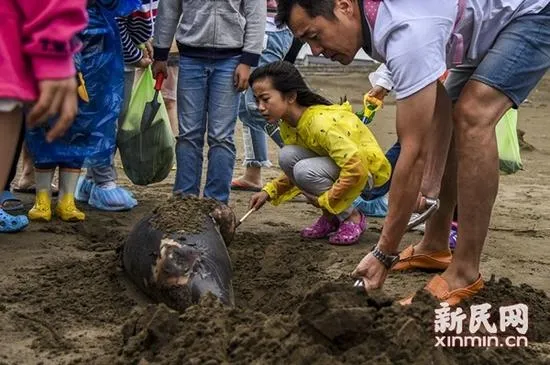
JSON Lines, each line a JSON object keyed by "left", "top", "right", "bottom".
{"left": 377, "top": 81, "right": 438, "bottom": 254}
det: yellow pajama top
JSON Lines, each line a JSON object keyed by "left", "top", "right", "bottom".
{"left": 262, "top": 102, "right": 391, "bottom": 215}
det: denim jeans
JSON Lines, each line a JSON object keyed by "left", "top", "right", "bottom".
{"left": 175, "top": 55, "right": 241, "bottom": 203}
{"left": 238, "top": 29, "right": 293, "bottom": 168}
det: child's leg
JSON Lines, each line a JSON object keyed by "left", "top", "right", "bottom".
{"left": 232, "top": 90, "right": 272, "bottom": 191}
{"left": 1, "top": 115, "right": 25, "bottom": 212}
{"left": 278, "top": 145, "right": 341, "bottom": 238}
{"left": 0, "top": 106, "right": 29, "bottom": 232}
{"left": 86, "top": 165, "right": 137, "bottom": 211}
{"left": 161, "top": 65, "right": 179, "bottom": 136}
{"left": 0, "top": 108, "right": 22, "bottom": 192}
{"left": 56, "top": 166, "right": 85, "bottom": 222}
{"left": 28, "top": 166, "right": 55, "bottom": 222}
{"left": 290, "top": 147, "right": 367, "bottom": 245}
{"left": 174, "top": 56, "right": 208, "bottom": 196}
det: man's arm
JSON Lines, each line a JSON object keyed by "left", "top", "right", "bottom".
{"left": 377, "top": 81, "right": 438, "bottom": 254}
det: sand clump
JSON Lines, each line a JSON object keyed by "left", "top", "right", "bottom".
{"left": 149, "top": 195, "right": 222, "bottom": 234}
{"left": 112, "top": 279, "right": 549, "bottom": 365}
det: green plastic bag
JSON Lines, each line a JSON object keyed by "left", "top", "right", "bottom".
{"left": 118, "top": 67, "right": 175, "bottom": 185}
{"left": 496, "top": 108, "right": 522, "bottom": 174}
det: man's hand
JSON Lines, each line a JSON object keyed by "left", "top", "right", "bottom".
{"left": 234, "top": 63, "right": 251, "bottom": 92}
{"left": 28, "top": 77, "right": 78, "bottom": 143}
{"left": 367, "top": 85, "right": 389, "bottom": 102}
{"left": 152, "top": 60, "right": 168, "bottom": 79}
{"left": 249, "top": 191, "right": 269, "bottom": 210}
{"left": 351, "top": 251, "right": 389, "bottom": 290}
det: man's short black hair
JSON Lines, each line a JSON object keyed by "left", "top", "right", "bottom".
{"left": 276, "top": 0, "right": 337, "bottom": 27}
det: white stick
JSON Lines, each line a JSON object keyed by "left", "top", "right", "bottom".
{"left": 237, "top": 208, "right": 256, "bottom": 227}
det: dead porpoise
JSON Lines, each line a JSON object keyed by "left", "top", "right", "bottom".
{"left": 122, "top": 196, "right": 236, "bottom": 312}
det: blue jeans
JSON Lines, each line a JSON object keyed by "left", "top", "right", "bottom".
{"left": 238, "top": 29, "right": 293, "bottom": 167}
{"left": 445, "top": 2, "right": 550, "bottom": 107}
{"left": 175, "top": 55, "right": 241, "bottom": 203}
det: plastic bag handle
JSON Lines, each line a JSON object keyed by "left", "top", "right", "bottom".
{"left": 154, "top": 73, "right": 165, "bottom": 91}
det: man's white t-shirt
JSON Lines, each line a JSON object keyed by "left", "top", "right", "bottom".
{"left": 368, "top": 0, "right": 550, "bottom": 99}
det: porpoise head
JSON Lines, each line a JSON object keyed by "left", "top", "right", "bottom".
{"left": 151, "top": 238, "right": 202, "bottom": 311}
{"left": 209, "top": 204, "right": 237, "bottom": 246}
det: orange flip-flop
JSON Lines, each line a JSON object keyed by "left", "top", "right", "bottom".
{"left": 400, "top": 274, "right": 484, "bottom": 306}
{"left": 391, "top": 244, "right": 452, "bottom": 271}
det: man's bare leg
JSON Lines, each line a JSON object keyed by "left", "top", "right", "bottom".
{"left": 442, "top": 80, "right": 512, "bottom": 289}
{"left": 419, "top": 82, "right": 454, "bottom": 200}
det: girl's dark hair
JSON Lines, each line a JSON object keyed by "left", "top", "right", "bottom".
{"left": 249, "top": 61, "right": 332, "bottom": 107}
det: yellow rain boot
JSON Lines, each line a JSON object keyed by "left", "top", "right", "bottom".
{"left": 28, "top": 190, "right": 52, "bottom": 222}
{"left": 55, "top": 193, "right": 85, "bottom": 222}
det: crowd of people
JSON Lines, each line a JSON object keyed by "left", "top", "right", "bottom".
{"left": 1, "top": 0, "right": 548, "bottom": 306}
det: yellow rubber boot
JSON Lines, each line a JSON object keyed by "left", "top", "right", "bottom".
{"left": 28, "top": 190, "right": 52, "bottom": 222}
{"left": 55, "top": 194, "right": 85, "bottom": 222}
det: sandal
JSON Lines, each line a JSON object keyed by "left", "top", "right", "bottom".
{"left": 230, "top": 179, "right": 262, "bottom": 192}
{"left": 328, "top": 212, "right": 367, "bottom": 245}
{"left": 0, "top": 208, "right": 29, "bottom": 233}
{"left": 392, "top": 244, "right": 452, "bottom": 271}
{"left": 13, "top": 183, "right": 59, "bottom": 196}
{"left": 407, "top": 196, "right": 439, "bottom": 230}
{"left": 301, "top": 215, "right": 339, "bottom": 239}
{"left": 400, "top": 274, "right": 484, "bottom": 306}
{"left": 0, "top": 191, "right": 23, "bottom": 212}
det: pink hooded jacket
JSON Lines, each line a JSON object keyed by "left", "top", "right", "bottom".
{"left": 0, "top": 0, "right": 88, "bottom": 102}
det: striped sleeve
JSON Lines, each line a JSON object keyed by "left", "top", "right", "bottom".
{"left": 127, "top": 0, "right": 158, "bottom": 46}
{"left": 116, "top": 16, "right": 143, "bottom": 64}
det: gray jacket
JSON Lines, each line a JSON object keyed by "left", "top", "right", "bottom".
{"left": 153, "top": 0, "right": 266, "bottom": 66}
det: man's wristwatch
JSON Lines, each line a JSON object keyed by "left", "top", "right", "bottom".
{"left": 371, "top": 246, "right": 400, "bottom": 269}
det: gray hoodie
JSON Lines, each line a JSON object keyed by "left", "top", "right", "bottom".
{"left": 153, "top": 0, "right": 266, "bottom": 66}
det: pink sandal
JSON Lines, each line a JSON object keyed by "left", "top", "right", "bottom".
{"left": 301, "top": 215, "right": 339, "bottom": 239}
{"left": 329, "top": 213, "right": 367, "bottom": 245}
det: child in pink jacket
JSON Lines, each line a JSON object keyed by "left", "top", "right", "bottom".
{"left": 0, "top": 0, "right": 87, "bottom": 233}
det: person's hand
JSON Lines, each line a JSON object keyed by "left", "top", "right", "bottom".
{"left": 234, "top": 63, "right": 251, "bottom": 92}
{"left": 302, "top": 191, "right": 321, "bottom": 208}
{"left": 144, "top": 40, "right": 154, "bottom": 59}
{"left": 152, "top": 60, "right": 168, "bottom": 79}
{"left": 134, "top": 54, "right": 152, "bottom": 69}
{"left": 249, "top": 191, "right": 269, "bottom": 210}
{"left": 367, "top": 85, "right": 389, "bottom": 102}
{"left": 28, "top": 77, "right": 78, "bottom": 143}
{"left": 351, "top": 251, "right": 388, "bottom": 291}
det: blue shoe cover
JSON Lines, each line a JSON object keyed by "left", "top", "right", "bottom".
{"left": 353, "top": 194, "right": 388, "bottom": 218}
{"left": 75, "top": 176, "right": 94, "bottom": 202}
{"left": 88, "top": 185, "right": 137, "bottom": 211}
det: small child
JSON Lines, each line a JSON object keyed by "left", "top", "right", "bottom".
{"left": 75, "top": 0, "right": 158, "bottom": 211}
{"left": 248, "top": 61, "right": 391, "bottom": 245}
{"left": 0, "top": 0, "right": 87, "bottom": 231}
{"left": 26, "top": 0, "right": 133, "bottom": 222}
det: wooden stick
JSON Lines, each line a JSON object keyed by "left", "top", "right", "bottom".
{"left": 236, "top": 208, "right": 255, "bottom": 228}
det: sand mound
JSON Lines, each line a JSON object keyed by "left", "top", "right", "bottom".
{"left": 113, "top": 279, "right": 549, "bottom": 365}
{"left": 149, "top": 195, "right": 222, "bottom": 234}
